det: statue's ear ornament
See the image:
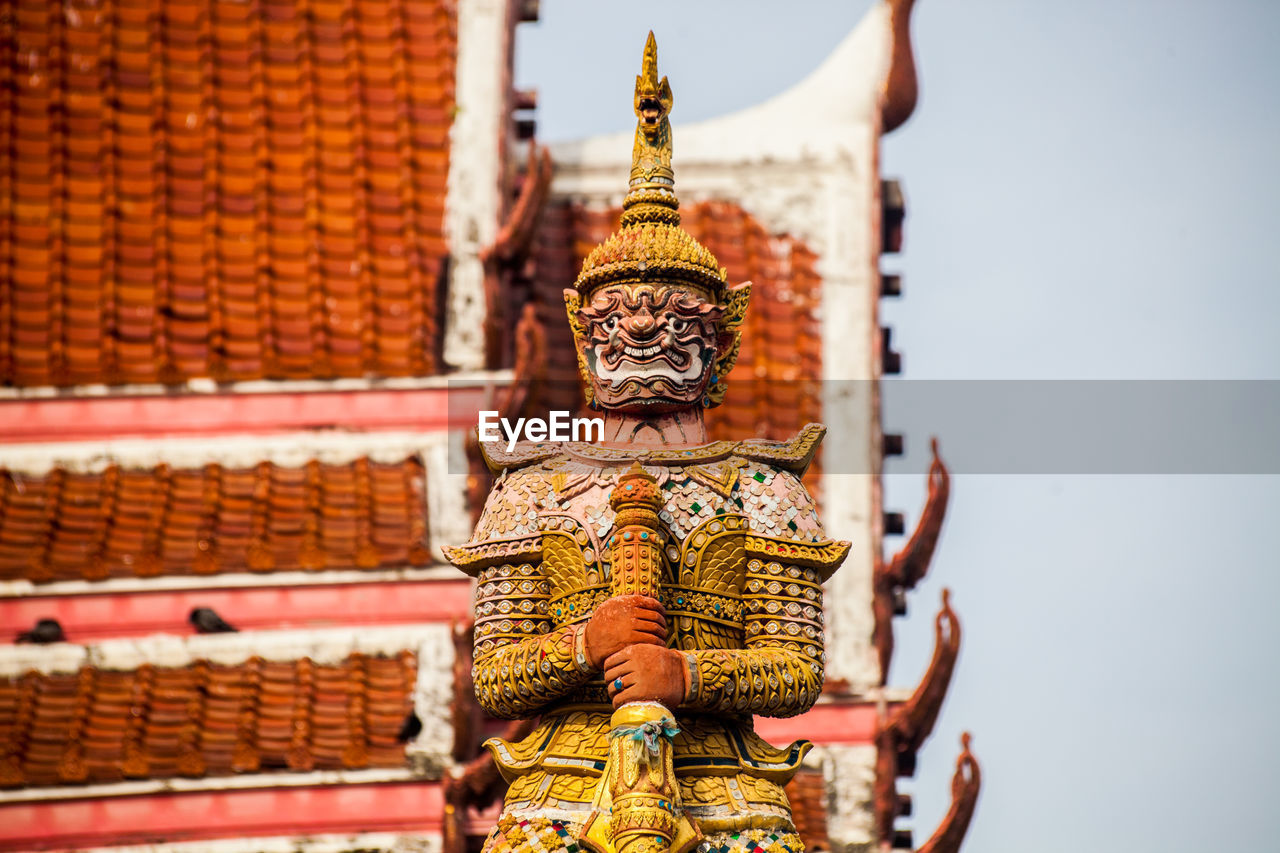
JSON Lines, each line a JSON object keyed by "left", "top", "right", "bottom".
{"left": 562, "top": 288, "right": 595, "bottom": 404}
{"left": 706, "top": 282, "right": 751, "bottom": 407}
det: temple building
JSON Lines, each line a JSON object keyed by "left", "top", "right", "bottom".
{"left": 0, "top": 1, "right": 977, "bottom": 851}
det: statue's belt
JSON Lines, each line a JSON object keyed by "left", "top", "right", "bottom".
{"left": 484, "top": 709, "right": 810, "bottom": 783}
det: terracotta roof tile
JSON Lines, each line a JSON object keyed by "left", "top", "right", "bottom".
{"left": 0, "top": 456, "right": 430, "bottom": 584}
{"left": 0, "top": 0, "right": 456, "bottom": 388}
{"left": 0, "top": 651, "right": 416, "bottom": 788}
{"left": 785, "top": 767, "right": 831, "bottom": 851}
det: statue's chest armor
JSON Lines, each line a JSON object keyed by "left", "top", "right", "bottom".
{"left": 537, "top": 465, "right": 747, "bottom": 651}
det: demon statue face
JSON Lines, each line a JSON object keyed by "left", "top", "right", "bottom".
{"left": 575, "top": 283, "right": 730, "bottom": 412}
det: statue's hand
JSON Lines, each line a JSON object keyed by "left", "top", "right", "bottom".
{"left": 603, "top": 644, "right": 687, "bottom": 709}
{"left": 584, "top": 595, "right": 667, "bottom": 670}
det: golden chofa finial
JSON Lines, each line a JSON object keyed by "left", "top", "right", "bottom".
{"left": 623, "top": 32, "right": 679, "bottom": 228}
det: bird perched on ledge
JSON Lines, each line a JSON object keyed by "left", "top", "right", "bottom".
{"left": 15, "top": 618, "right": 65, "bottom": 644}
{"left": 189, "top": 607, "right": 238, "bottom": 634}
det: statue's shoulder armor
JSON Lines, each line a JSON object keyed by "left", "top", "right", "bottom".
{"left": 732, "top": 425, "right": 849, "bottom": 581}
{"left": 443, "top": 460, "right": 560, "bottom": 577}
{"left": 479, "top": 439, "right": 565, "bottom": 475}
{"left": 731, "top": 423, "right": 826, "bottom": 476}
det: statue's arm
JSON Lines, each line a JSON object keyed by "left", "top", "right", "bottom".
{"left": 457, "top": 469, "right": 597, "bottom": 720}
{"left": 680, "top": 557, "right": 827, "bottom": 718}
{"left": 679, "top": 465, "right": 846, "bottom": 718}
{"left": 471, "top": 560, "right": 595, "bottom": 720}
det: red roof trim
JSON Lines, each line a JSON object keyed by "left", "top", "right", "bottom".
{"left": 1, "top": 578, "right": 470, "bottom": 643}
{"left": 0, "top": 383, "right": 491, "bottom": 443}
{"left": 0, "top": 780, "right": 444, "bottom": 850}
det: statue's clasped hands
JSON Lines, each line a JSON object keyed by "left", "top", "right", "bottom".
{"left": 584, "top": 594, "right": 689, "bottom": 709}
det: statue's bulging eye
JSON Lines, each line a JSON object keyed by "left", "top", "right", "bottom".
{"left": 666, "top": 315, "right": 688, "bottom": 335}
{"left": 604, "top": 315, "right": 620, "bottom": 332}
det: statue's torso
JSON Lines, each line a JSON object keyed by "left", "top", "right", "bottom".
{"left": 449, "top": 430, "right": 843, "bottom": 842}
{"left": 474, "top": 449, "right": 828, "bottom": 670}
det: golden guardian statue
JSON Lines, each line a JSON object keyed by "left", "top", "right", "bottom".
{"left": 446, "top": 33, "right": 848, "bottom": 853}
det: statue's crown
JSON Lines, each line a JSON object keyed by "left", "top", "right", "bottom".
{"left": 573, "top": 33, "right": 726, "bottom": 297}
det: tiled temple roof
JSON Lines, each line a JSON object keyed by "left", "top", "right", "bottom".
{"left": 785, "top": 768, "right": 832, "bottom": 851}
{"left": 0, "top": 650, "right": 416, "bottom": 789}
{"left": 531, "top": 199, "right": 824, "bottom": 443}
{"left": 0, "top": 0, "right": 457, "bottom": 387}
{"left": 0, "top": 456, "right": 429, "bottom": 584}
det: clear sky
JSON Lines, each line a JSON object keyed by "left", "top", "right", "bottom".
{"left": 516, "top": 2, "right": 1280, "bottom": 851}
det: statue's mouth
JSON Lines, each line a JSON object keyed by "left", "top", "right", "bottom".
{"left": 622, "top": 344, "right": 669, "bottom": 361}
{"left": 639, "top": 97, "right": 663, "bottom": 126}
{"left": 591, "top": 338, "right": 705, "bottom": 389}
{"left": 596, "top": 332, "right": 695, "bottom": 372}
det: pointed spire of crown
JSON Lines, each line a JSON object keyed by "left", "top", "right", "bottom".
{"left": 622, "top": 31, "right": 680, "bottom": 228}
{"left": 572, "top": 33, "right": 726, "bottom": 297}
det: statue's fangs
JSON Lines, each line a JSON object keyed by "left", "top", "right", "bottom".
{"left": 444, "top": 32, "right": 849, "bottom": 853}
